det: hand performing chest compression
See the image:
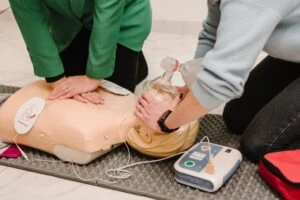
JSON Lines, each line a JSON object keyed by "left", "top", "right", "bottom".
{"left": 47, "top": 75, "right": 104, "bottom": 105}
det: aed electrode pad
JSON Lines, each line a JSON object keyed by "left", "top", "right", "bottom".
{"left": 99, "top": 80, "right": 131, "bottom": 96}
{"left": 14, "top": 97, "right": 46, "bottom": 134}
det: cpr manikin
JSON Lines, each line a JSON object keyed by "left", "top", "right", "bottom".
{"left": 0, "top": 58, "right": 200, "bottom": 164}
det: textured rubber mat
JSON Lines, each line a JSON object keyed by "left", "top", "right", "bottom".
{"left": 0, "top": 85, "right": 279, "bottom": 200}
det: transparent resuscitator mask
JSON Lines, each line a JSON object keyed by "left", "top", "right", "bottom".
{"left": 142, "top": 56, "right": 179, "bottom": 105}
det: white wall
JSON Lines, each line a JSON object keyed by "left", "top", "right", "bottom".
{"left": 151, "top": 0, "right": 207, "bottom": 21}
{"left": 151, "top": 0, "right": 207, "bottom": 35}
{"left": 1, "top": 0, "right": 206, "bottom": 35}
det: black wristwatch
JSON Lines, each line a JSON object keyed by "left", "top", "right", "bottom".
{"left": 157, "top": 110, "right": 180, "bottom": 133}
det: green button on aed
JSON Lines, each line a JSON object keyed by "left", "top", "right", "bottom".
{"left": 184, "top": 161, "right": 195, "bottom": 167}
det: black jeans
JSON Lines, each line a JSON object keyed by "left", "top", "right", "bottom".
{"left": 223, "top": 56, "right": 300, "bottom": 162}
{"left": 59, "top": 28, "right": 148, "bottom": 92}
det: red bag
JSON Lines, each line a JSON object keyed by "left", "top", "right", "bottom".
{"left": 259, "top": 149, "right": 300, "bottom": 200}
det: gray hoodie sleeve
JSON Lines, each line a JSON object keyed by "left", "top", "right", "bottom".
{"left": 191, "top": 0, "right": 298, "bottom": 109}
{"left": 194, "top": 0, "right": 220, "bottom": 58}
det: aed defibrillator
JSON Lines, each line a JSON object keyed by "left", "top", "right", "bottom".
{"left": 174, "top": 141, "right": 242, "bottom": 192}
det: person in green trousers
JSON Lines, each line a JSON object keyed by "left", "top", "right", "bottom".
{"left": 9, "top": 0, "right": 152, "bottom": 104}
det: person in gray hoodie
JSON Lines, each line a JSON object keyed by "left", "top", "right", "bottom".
{"left": 135, "top": 0, "right": 300, "bottom": 162}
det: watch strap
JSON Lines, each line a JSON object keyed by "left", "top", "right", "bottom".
{"left": 157, "top": 110, "right": 180, "bottom": 133}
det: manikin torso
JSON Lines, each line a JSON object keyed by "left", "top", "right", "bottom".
{"left": 0, "top": 81, "right": 199, "bottom": 164}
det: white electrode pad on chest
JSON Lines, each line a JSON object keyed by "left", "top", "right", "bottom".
{"left": 174, "top": 142, "right": 242, "bottom": 192}
{"left": 14, "top": 97, "right": 46, "bottom": 134}
{"left": 99, "top": 80, "right": 131, "bottom": 96}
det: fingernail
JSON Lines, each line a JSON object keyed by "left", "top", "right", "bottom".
{"left": 179, "top": 93, "right": 183, "bottom": 99}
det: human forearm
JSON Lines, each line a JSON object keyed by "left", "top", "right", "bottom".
{"left": 164, "top": 91, "right": 210, "bottom": 129}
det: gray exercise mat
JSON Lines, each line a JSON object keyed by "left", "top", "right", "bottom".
{"left": 0, "top": 85, "right": 279, "bottom": 200}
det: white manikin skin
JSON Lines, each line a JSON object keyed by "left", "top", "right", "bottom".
{"left": 0, "top": 81, "right": 199, "bottom": 164}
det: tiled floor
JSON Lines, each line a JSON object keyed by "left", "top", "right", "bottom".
{"left": 0, "top": 7, "right": 266, "bottom": 200}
